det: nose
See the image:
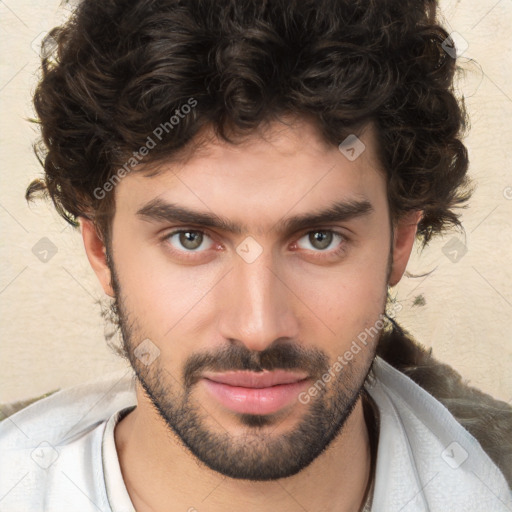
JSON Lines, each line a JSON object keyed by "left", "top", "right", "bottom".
{"left": 217, "top": 246, "right": 300, "bottom": 352}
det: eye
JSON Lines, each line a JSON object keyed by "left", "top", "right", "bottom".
{"left": 296, "top": 230, "right": 345, "bottom": 252}
{"left": 165, "top": 230, "right": 214, "bottom": 252}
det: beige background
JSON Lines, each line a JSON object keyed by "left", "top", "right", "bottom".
{"left": 0, "top": 0, "right": 511, "bottom": 404}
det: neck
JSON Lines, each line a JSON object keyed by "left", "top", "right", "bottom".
{"left": 115, "top": 383, "right": 374, "bottom": 512}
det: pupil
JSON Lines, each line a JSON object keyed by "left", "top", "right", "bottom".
{"left": 310, "top": 231, "right": 332, "bottom": 250}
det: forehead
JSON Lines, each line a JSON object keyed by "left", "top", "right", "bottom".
{"left": 113, "top": 119, "right": 388, "bottom": 225}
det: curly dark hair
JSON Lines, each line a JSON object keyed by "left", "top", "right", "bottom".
{"left": 26, "top": 0, "right": 471, "bottom": 247}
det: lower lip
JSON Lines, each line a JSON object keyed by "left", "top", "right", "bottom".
{"left": 201, "top": 378, "right": 310, "bottom": 415}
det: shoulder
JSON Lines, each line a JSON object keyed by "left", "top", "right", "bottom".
{"left": 0, "top": 369, "right": 137, "bottom": 512}
{"left": 367, "top": 355, "right": 512, "bottom": 511}
{"left": 376, "top": 320, "right": 512, "bottom": 485}
{"left": 0, "top": 368, "right": 136, "bottom": 447}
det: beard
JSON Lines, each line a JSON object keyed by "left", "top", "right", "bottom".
{"left": 106, "top": 251, "right": 381, "bottom": 481}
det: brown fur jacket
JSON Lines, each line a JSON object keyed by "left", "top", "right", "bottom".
{"left": 1, "top": 321, "right": 511, "bottom": 488}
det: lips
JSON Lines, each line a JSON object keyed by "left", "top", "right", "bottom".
{"left": 201, "top": 370, "right": 311, "bottom": 415}
{"left": 201, "top": 370, "right": 309, "bottom": 388}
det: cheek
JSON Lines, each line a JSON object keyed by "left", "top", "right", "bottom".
{"left": 284, "top": 248, "right": 389, "bottom": 354}
{"left": 300, "top": 277, "right": 386, "bottom": 335}
{"left": 112, "top": 238, "right": 225, "bottom": 356}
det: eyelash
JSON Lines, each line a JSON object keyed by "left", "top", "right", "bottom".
{"left": 161, "top": 228, "right": 349, "bottom": 260}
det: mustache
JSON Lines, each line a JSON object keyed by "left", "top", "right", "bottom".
{"left": 183, "top": 340, "right": 329, "bottom": 388}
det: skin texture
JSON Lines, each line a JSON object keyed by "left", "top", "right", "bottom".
{"left": 80, "top": 119, "right": 420, "bottom": 512}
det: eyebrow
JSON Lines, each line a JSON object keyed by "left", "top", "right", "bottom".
{"left": 136, "top": 197, "right": 374, "bottom": 235}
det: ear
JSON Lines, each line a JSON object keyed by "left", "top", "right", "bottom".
{"left": 79, "top": 217, "right": 115, "bottom": 297}
{"left": 388, "top": 211, "right": 423, "bottom": 287}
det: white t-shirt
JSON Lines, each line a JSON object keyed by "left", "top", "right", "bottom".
{"left": 1, "top": 357, "right": 510, "bottom": 512}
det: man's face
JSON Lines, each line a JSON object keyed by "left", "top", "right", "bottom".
{"left": 107, "top": 120, "right": 392, "bottom": 480}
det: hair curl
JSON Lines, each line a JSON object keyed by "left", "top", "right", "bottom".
{"left": 26, "top": 0, "right": 472, "bottom": 246}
